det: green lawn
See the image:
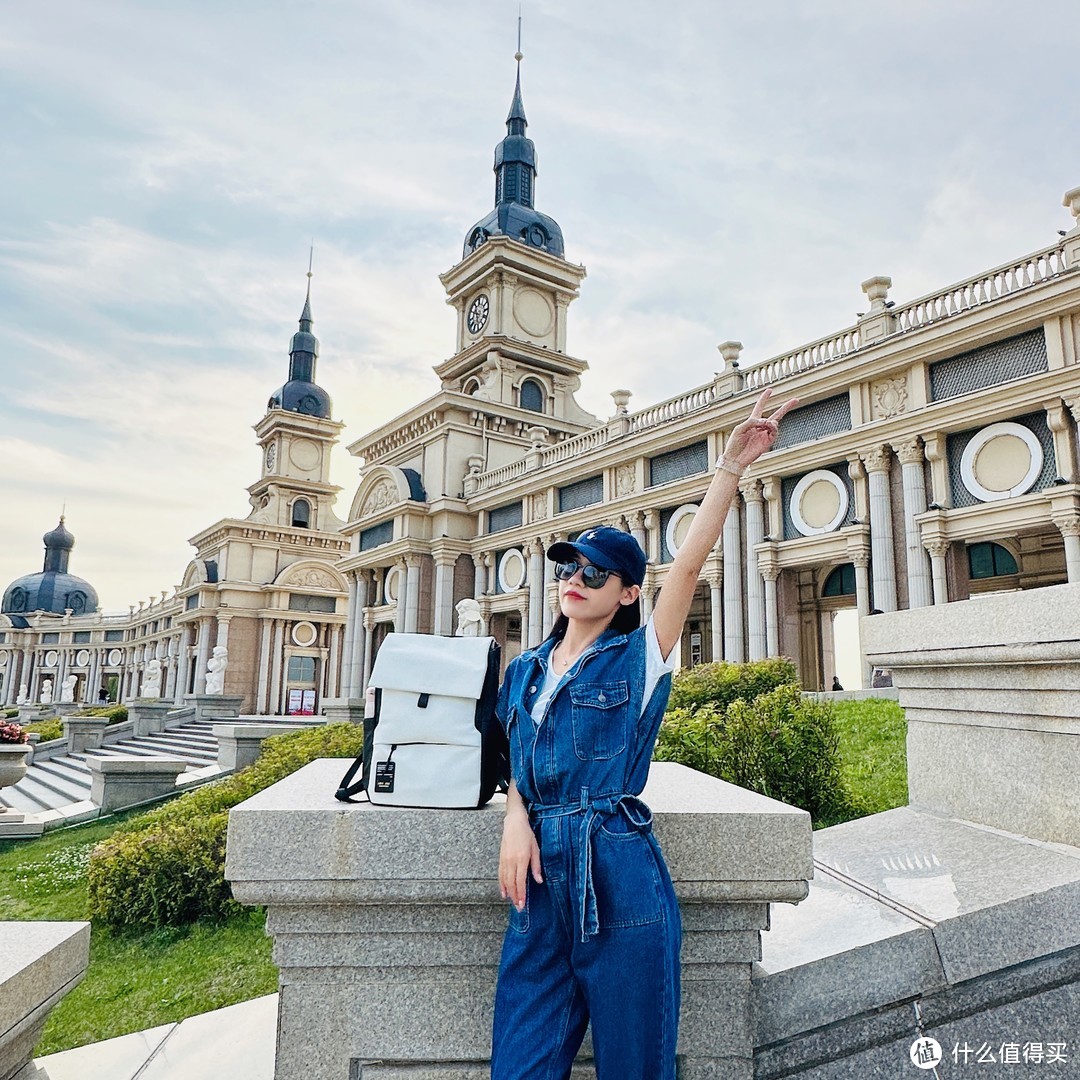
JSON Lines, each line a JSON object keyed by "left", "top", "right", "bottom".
{"left": 828, "top": 698, "right": 908, "bottom": 823}
{"left": 0, "top": 816, "right": 276, "bottom": 1055}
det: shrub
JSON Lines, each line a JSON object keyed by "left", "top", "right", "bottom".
{"left": 87, "top": 723, "right": 365, "bottom": 929}
{"left": 21, "top": 718, "right": 64, "bottom": 743}
{"left": 655, "top": 683, "right": 852, "bottom": 823}
{"left": 667, "top": 657, "right": 797, "bottom": 713}
{"left": 75, "top": 705, "right": 128, "bottom": 724}
{"left": 2, "top": 707, "right": 18, "bottom": 719}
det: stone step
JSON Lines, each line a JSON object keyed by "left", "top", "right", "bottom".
{"left": 15, "top": 763, "right": 92, "bottom": 804}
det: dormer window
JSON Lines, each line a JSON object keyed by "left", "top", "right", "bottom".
{"left": 462, "top": 377, "right": 481, "bottom": 396}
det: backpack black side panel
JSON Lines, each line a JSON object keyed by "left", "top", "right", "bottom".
{"left": 334, "top": 688, "right": 381, "bottom": 803}
{"left": 476, "top": 640, "right": 507, "bottom": 806}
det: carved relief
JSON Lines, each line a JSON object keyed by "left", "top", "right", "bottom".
{"left": 615, "top": 464, "right": 636, "bottom": 497}
{"left": 286, "top": 568, "right": 338, "bottom": 590}
{"left": 361, "top": 479, "right": 398, "bottom": 517}
{"left": 862, "top": 445, "right": 892, "bottom": 473}
{"left": 871, "top": 375, "right": 908, "bottom": 419}
{"left": 530, "top": 493, "right": 548, "bottom": 521}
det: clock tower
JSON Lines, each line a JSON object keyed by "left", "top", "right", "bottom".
{"left": 247, "top": 277, "right": 344, "bottom": 531}
{"left": 436, "top": 59, "right": 593, "bottom": 426}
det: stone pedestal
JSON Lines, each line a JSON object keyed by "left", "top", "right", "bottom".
{"left": 226, "top": 760, "right": 812, "bottom": 1080}
{"left": 861, "top": 581, "right": 1080, "bottom": 846}
{"left": 213, "top": 723, "right": 310, "bottom": 772}
{"left": 320, "top": 697, "right": 365, "bottom": 725}
{"left": 0, "top": 922, "right": 89, "bottom": 1080}
{"left": 128, "top": 700, "right": 175, "bottom": 737}
{"left": 87, "top": 756, "right": 188, "bottom": 813}
{"left": 53, "top": 703, "right": 80, "bottom": 717}
{"left": 184, "top": 694, "right": 244, "bottom": 721}
{"left": 62, "top": 717, "right": 109, "bottom": 753}
{"left": 16, "top": 707, "right": 50, "bottom": 726}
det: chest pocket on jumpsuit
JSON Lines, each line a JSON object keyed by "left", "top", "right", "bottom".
{"left": 569, "top": 680, "right": 629, "bottom": 761}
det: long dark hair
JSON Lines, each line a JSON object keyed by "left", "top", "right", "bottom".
{"left": 544, "top": 597, "right": 642, "bottom": 645}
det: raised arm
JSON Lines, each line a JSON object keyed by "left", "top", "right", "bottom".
{"left": 652, "top": 388, "right": 798, "bottom": 659}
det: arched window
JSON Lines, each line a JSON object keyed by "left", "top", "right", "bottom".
{"left": 291, "top": 499, "right": 311, "bottom": 529}
{"left": 462, "top": 377, "right": 481, "bottom": 396}
{"left": 822, "top": 564, "right": 857, "bottom": 597}
{"left": 968, "top": 542, "right": 1018, "bottom": 579}
{"left": 519, "top": 378, "right": 544, "bottom": 413}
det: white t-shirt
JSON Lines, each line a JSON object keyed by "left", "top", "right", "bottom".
{"left": 529, "top": 616, "right": 676, "bottom": 725}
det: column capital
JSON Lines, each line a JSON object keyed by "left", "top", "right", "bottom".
{"left": 628, "top": 509, "right": 646, "bottom": 530}
{"left": 431, "top": 548, "right": 459, "bottom": 568}
{"left": 925, "top": 539, "right": 951, "bottom": 559}
{"left": 863, "top": 444, "right": 892, "bottom": 473}
{"left": 528, "top": 538, "right": 545, "bottom": 557}
{"left": 893, "top": 437, "right": 925, "bottom": 467}
{"left": 1053, "top": 514, "right": 1080, "bottom": 538}
{"left": 760, "top": 565, "right": 781, "bottom": 583}
{"left": 851, "top": 551, "right": 870, "bottom": 569}
{"left": 738, "top": 477, "right": 764, "bottom": 502}
{"left": 705, "top": 570, "right": 724, "bottom": 589}
{"left": 403, "top": 553, "right": 422, "bottom": 570}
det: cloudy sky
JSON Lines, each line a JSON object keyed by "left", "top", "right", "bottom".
{"left": 2, "top": 0, "right": 1077, "bottom": 610}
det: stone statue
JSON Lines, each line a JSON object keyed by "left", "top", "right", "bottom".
{"left": 142, "top": 659, "right": 162, "bottom": 700}
{"left": 16, "top": 684, "right": 28, "bottom": 706}
{"left": 60, "top": 675, "right": 77, "bottom": 703}
{"left": 40, "top": 678, "right": 53, "bottom": 705}
{"left": 454, "top": 598, "right": 483, "bottom": 638}
{"left": 205, "top": 646, "right": 229, "bottom": 694}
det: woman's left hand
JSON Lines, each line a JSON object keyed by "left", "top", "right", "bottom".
{"left": 721, "top": 388, "right": 799, "bottom": 471}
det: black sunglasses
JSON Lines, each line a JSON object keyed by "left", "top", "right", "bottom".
{"left": 554, "top": 560, "right": 620, "bottom": 589}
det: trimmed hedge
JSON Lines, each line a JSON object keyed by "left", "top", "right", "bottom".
{"left": 656, "top": 674, "right": 853, "bottom": 824}
{"left": 87, "top": 723, "right": 365, "bottom": 930}
{"left": 75, "top": 705, "right": 129, "bottom": 724}
{"left": 667, "top": 657, "right": 797, "bottom": 713}
{"left": 22, "top": 717, "right": 64, "bottom": 743}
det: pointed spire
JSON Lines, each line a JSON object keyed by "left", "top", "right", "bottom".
{"left": 507, "top": 11, "right": 527, "bottom": 133}
{"left": 299, "top": 244, "right": 314, "bottom": 329}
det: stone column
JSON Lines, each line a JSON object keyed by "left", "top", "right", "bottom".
{"left": 165, "top": 654, "right": 177, "bottom": 700}
{"left": 177, "top": 628, "right": 193, "bottom": 702}
{"left": 485, "top": 552, "right": 497, "bottom": 597}
{"left": 762, "top": 565, "right": 780, "bottom": 657}
{"left": 707, "top": 571, "right": 723, "bottom": 662}
{"left": 926, "top": 540, "right": 950, "bottom": 606}
{"left": 256, "top": 619, "right": 273, "bottom": 712}
{"left": 350, "top": 571, "right": 369, "bottom": 694}
{"left": 362, "top": 616, "right": 375, "bottom": 689}
{"left": 216, "top": 614, "right": 232, "bottom": 648}
{"left": 544, "top": 581, "right": 558, "bottom": 637}
{"left": 3, "top": 650, "right": 16, "bottom": 705}
{"left": 404, "top": 555, "right": 422, "bottom": 634}
{"left": 895, "top": 437, "right": 933, "bottom": 610}
{"left": 1055, "top": 517, "right": 1080, "bottom": 582}
{"left": 432, "top": 552, "right": 456, "bottom": 637}
{"left": 268, "top": 620, "right": 285, "bottom": 714}
{"left": 742, "top": 480, "right": 766, "bottom": 660}
{"left": 643, "top": 509, "right": 661, "bottom": 566}
{"left": 629, "top": 509, "right": 648, "bottom": 554}
{"left": 392, "top": 559, "right": 407, "bottom": 634}
{"left": 864, "top": 446, "right": 898, "bottom": 612}
{"left": 328, "top": 625, "right": 342, "bottom": 697}
{"left": 341, "top": 573, "right": 358, "bottom": 696}
{"left": 852, "top": 552, "right": 871, "bottom": 618}
{"left": 193, "top": 619, "right": 212, "bottom": 695}
{"left": 473, "top": 553, "right": 486, "bottom": 599}
{"left": 527, "top": 540, "right": 545, "bottom": 648}
{"left": 722, "top": 495, "right": 745, "bottom": 662}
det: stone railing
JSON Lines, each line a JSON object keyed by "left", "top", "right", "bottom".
{"left": 891, "top": 240, "right": 1070, "bottom": 335}
{"left": 539, "top": 425, "right": 609, "bottom": 466}
{"left": 465, "top": 458, "right": 529, "bottom": 496}
{"left": 742, "top": 325, "right": 862, "bottom": 390}
{"left": 627, "top": 383, "right": 718, "bottom": 433}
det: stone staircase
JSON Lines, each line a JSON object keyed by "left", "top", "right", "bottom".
{"left": 0, "top": 715, "right": 324, "bottom": 829}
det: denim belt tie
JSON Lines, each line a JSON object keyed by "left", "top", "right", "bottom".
{"left": 531, "top": 788, "right": 654, "bottom": 943}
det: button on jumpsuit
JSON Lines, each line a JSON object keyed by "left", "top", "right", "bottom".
{"left": 490, "top": 625, "right": 681, "bottom": 1080}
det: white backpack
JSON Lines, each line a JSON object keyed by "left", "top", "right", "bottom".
{"left": 335, "top": 633, "right": 506, "bottom": 809}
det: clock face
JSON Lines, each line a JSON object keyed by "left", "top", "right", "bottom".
{"left": 467, "top": 294, "right": 490, "bottom": 335}
{"left": 265, "top": 444, "right": 276, "bottom": 472}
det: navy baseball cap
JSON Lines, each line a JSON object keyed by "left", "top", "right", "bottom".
{"left": 547, "top": 527, "right": 647, "bottom": 587}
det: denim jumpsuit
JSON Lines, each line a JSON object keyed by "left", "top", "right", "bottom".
{"left": 490, "top": 625, "right": 681, "bottom": 1080}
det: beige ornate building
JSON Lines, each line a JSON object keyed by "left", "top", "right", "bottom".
{"left": 0, "top": 285, "right": 350, "bottom": 714}
{"left": 334, "top": 69, "right": 1080, "bottom": 692}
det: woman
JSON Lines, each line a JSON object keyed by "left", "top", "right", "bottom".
{"left": 491, "top": 388, "right": 797, "bottom": 1080}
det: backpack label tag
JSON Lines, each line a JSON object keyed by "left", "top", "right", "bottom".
{"left": 374, "top": 760, "right": 396, "bottom": 793}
